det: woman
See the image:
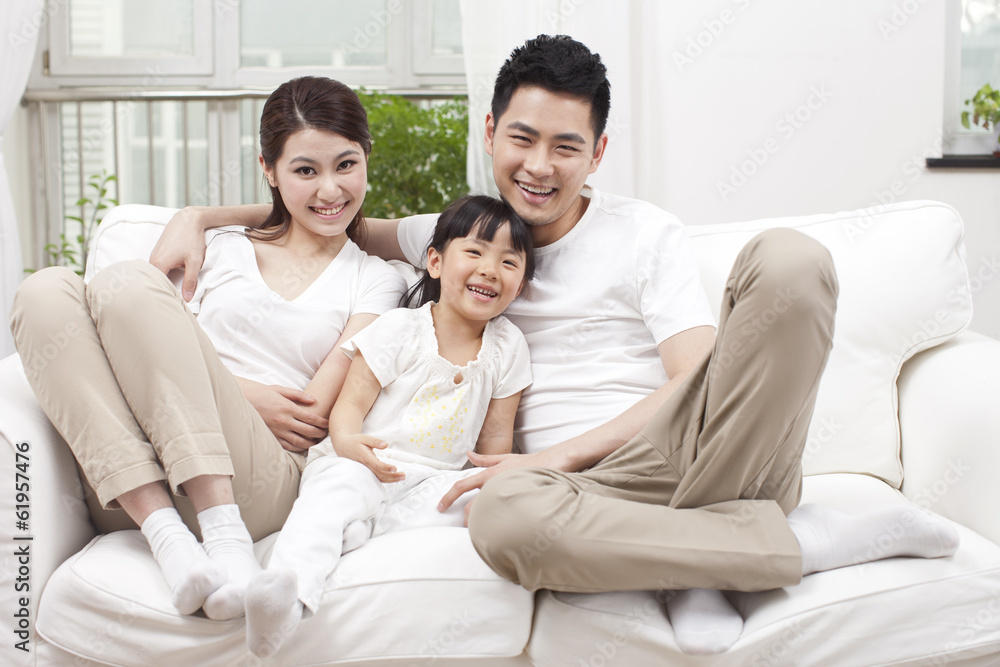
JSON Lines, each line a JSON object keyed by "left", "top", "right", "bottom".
{"left": 9, "top": 76, "right": 405, "bottom": 621}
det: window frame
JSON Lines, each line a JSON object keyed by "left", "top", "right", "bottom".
{"left": 47, "top": 0, "right": 215, "bottom": 77}
{"left": 943, "top": 0, "right": 1000, "bottom": 155}
{"left": 34, "top": 0, "right": 466, "bottom": 92}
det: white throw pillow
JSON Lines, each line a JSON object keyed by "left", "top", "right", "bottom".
{"left": 686, "top": 200, "right": 972, "bottom": 486}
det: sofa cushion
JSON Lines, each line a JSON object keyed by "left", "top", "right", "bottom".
{"left": 527, "top": 473, "right": 1000, "bottom": 666}
{"left": 687, "top": 201, "right": 972, "bottom": 486}
{"left": 35, "top": 526, "right": 532, "bottom": 666}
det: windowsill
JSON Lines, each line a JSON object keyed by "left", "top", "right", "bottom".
{"left": 925, "top": 155, "right": 1000, "bottom": 169}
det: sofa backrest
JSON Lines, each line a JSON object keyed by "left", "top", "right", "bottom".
{"left": 88, "top": 201, "right": 973, "bottom": 487}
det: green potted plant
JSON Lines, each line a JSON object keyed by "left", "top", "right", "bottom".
{"left": 961, "top": 83, "right": 1000, "bottom": 157}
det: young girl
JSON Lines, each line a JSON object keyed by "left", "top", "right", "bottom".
{"left": 242, "top": 195, "right": 535, "bottom": 658}
{"left": 8, "top": 76, "right": 405, "bottom": 621}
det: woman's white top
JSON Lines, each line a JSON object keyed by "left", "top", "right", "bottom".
{"left": 189, "top": 230, "right": 406, "bottom": 390}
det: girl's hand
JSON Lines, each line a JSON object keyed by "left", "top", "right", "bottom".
{"left": 240, "top": 380, "right": 329, "bottom": 452}
{"left": 333, "top": 434, "right": 406, "bottom": 483}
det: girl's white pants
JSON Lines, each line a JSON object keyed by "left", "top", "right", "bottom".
{"left": 266, "top": 454, "right": 481, "bottom": 611}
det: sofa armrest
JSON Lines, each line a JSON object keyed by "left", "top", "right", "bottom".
{"left": 898, "top": 330, "right": 1000, "bottom": 544}
{"left": 0, "top": 353, "right": 97, "bottom": 663}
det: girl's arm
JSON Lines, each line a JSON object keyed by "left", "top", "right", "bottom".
{"left": 241, "top": 313, "right": 379, "bottom": 454}
{"left": 329, "top": 352, "right": 406, "bottom": 482}
{"left": 474, "top": 392, "right": 522, "bottom": 456}
{"left": 301, "top": 313, "right": 379, "bottom": 421}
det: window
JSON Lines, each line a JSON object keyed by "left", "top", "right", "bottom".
{"left": 945, "top": 0, "right": 1000, "bottom": 154}
{"left": 23, "top": 0, "right": 465, "bottom": 268}
{"left": 40, "top": 0, "right": 465, "bottom": 89}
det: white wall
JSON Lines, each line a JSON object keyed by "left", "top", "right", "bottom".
{"left": 584, "top": 0, "right": 1000, "bottom": 339}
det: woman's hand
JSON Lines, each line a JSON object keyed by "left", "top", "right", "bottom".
{"left": 239, "top": 379, "right": 329, "bottom": 453}
{"left": 332, "top": 434, "right": 406, "bottom": 483}
{"left": 149, "top": 206, "right": 208, "bottom": 301}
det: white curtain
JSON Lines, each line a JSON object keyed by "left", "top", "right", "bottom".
{"left": 460, "top": 0, "right": 663, "bottom": 201}
{"left": 0, "top": 0, "right": 44, "bottom": 358}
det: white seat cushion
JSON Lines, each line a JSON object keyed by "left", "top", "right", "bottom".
{"left": 36, "top": 526, "right": 533, "bottom": 666}
{"left": 528, "top": 473, "right": 1000, "bottom": 666}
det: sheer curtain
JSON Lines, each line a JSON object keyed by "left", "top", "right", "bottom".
{"left": 460, "top": 0, "right": 664, "bottom": 202}
{"left": 0, "top": 0, "right": 44, "bottom": 358}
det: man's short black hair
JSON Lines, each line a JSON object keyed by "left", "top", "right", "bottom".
{"left": 491, "top": 34, "right": 611, "bottom": 144}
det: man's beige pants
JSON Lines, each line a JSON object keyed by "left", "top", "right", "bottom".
{"left": 9, "top": 260, "right": 305, "bottom": 541}
{"left": 468, "top": 228, "right": 839, "bottom": 593}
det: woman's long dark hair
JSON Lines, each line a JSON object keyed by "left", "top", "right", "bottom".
{"left": 403, "top": 195, "right": 535, "bottom": 308}
{"left": 250, "top": 76, "right": 371, "bottom": 245}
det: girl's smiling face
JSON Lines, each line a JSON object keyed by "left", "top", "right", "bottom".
{"left": 261, "top": 128, "right": 367, "bottom": 240}
{"left": 426, "top": 221, "right": 527, "bottom": 323}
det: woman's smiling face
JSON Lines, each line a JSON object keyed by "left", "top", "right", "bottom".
{"left": 261, "top": 127, "right": 368, "bottom": 240}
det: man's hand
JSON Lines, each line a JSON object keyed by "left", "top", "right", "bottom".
{"left": 333, "top": 434, "right": 406, "bottom": 483}
{"left": 241, "top": 381, "right": 329, "bottom": 453}
{"left": 438, "top": 449, "right": 563, "bottom": 514}
{"left": 149, "top": 207, "right": 208, "bottom": 301}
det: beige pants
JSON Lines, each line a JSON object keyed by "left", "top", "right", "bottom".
{"left": 468, "top": 228, "right": 839, "bottom": 593}
{"left": 9, "top": 260, "right": 305, "bottom": 540}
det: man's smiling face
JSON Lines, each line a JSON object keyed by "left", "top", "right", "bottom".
{"left": 485, "top": 85, "right": 607, "bottom": 247}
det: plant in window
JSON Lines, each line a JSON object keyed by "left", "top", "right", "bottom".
{"left": 30, "top": 170, "right": 118, "bottom": 275}
{"left": 358, "top": 91, "right": 469, "bottom": 218}
{"left": 961, "top": 83, "right": 1000, "bottom": 156}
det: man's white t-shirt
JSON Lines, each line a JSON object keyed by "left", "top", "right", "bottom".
{"left": 189, "top": 231, "right": 406, "bottom": 390}
{"left": 397, "top": 187, "right": 715, "bottom": 454}
{"left": 317, "top": 302, "right": 532, "bottom": 470}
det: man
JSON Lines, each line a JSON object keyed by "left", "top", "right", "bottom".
{"left": 152, "top": 35, "right": 958, "bottom": 655}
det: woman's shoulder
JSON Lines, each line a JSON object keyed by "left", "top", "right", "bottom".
{"left": 203, "top": 228, "right": 254, "bottom": 268}
{"left": 343, "top": 240, "right": 408, "bottom": 281}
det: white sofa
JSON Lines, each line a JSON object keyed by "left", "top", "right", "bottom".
{"left": 2, "top": 200, "right": 1000, "bottom": 666}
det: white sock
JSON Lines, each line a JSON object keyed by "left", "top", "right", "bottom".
{"left": 788, "top": 503, "right": 960, "bottom": 576}
{"left": 198, "top": 504, "right": 261, "bottom": 620}
{"left": 140, "top": 507, "right": 224, "bottom": 615}
{"left": 665, "top": 588, "right": 744, "bottom": 655}
{"left": 245, "top": 569, "right": 305, "bottom": 658}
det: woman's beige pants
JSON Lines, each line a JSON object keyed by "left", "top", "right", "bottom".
{"left": 10, "top": 260, "right": 304, "bottom": 540}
